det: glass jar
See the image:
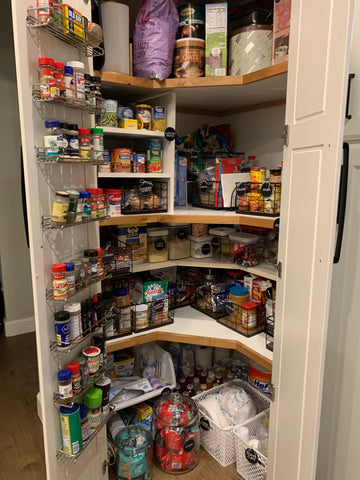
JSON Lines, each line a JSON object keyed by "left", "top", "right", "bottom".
{"left": 38, "top": 57, "right": 56, "bottom": 98}
{"left": 84, "top": 249, "right": 98, "bottom": 280}
{"left": 68, "top": 124, "right": 79, "bottom": 157}
{"left": 66, "top": 190, "right": 80, "bottom": 223}
{"left": 75, "top": 192, "right": 88, "bottom": 223}
{"left": 67, "top": 361, "right": 82, "bottom": 395}
{"left": 115, "top": 426, "right": 153, "bottom": 480}
{"left": 147, "top": 228, "right": 169, "bottom": 263}
{"left": 78, "top": 128, "right": 91, "bottom": 161}
{"left": 57, "top": 369, "right": 73, "bottom": 404}
{"left": 52, "top": 0, "right": 63, "bottom": 24}
{"left": 190, "top": 235, "right": 213, "bottom": 259}
{"left": 164, "top": 223, "right": 190, "bottom": 260}
{"left": 64, "top": 300, "right": 82, "bottom": 343}
{"left": 37, "top": 1, "right": 53, "bottom": 24}
{"left": 83, "top": 387, "right": 102, "bottom": 430}
{"left": 76, "top": 356, "right": 90, "bottom": 387}
{"left": 65, "top": 262, "right": 76, "bottom": 297}
{"left": 54, "top": 61, "right": 65, "bottom": 97}
{"left": 209, "top": 227, "right": 234, "bottom": 261}
{"left": 97, "top": 188, "right": 105, "bottom": 218}
{"left": 86, "top": 188, "right": 99, "bottom": 218}
{"left": 72, "top": 258, "right": 86, "bottom": 288}
{"left": 93, "top": 332, "right": 107, "bottom": 365}
{"left": 81, "top": 258, "right": 92, "bottom": 287}
{"left": 52, "top": 263, "right": 67, "bottom": 300}
{"left": 154, "top": 393, "right": 200, "bottom": 473}
{"left": 67, "top": 61, "right": 85, "bottom": 101}
{"left": 44, "top": 120, "right": 64, "bottom": 156}
{"left": 115, "top": 288, "right": 132, "bottom": 335}
{"left": 91, "top": 76, "right": 102, "bottom": 107}
{"left": 54, "top": 311, "right": 71, "bottom": 348}
{"left": 51, "top": 191, "right": 70, "bottom": 224}
{"left": 64, "top": 65, "right": 74, "bottom": 102}
{"left": 91, "top": 128, "right": 104, "bottom": 162}
{"left": 96, "top": 248, "right": 104, "bottom": 279}
{"left": 84, "top": 73, "right": 91, "bottom": 104}
{"left": 60, "top": 123, "right": 69, "bottom": 154}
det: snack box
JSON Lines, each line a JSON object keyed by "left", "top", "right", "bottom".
{"left": 272, "top": 0, "right": 291, "bottom": 65}
{"left": 119, "top": 118, "right": 138, "bottom": 129}
{"left": 175, "top": 155, "right": 187, "bottom": 207}
{"left": 63, "top": 4, "right": 84, "bottom": 39}
{"left": 205, "top": 3, "right": 228, "bottom": 77}
{"left": 131, "top": 402, "right": 153, "bottom": 430}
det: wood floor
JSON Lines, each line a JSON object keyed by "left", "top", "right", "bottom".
{"left": 0, "top": 332, "right": 241, "bottom": 480}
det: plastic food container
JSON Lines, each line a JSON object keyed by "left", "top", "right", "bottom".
{"left": 154, "top": 393, "right": 200, "bottom": 473}
{"left": 82, "top": 346, "right": 101, "bottom": 379}
{"left": 190, "top": 235, "right": 213, "bottom": 258}
{"left": 115, "top": 425, "right": 153, "bottom": 480}
{"left": 164, "top": 223, "right": 191, "bottom": 259}
{"left": 147, "top": 228, "right": 169, "bottom": 263}
{"left": 209, "top": 228, "right": 234, "bottom": 261}
{"left": 229, "top": 232, "right": 258, "bottom": 246}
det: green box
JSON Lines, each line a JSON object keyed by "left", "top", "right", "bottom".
{"left": 205, "top": 3, "right": 228, "bottom": 77}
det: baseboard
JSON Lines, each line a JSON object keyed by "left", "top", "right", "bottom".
{"left": 4, "top": 315, "right": 35, "bottom": 336}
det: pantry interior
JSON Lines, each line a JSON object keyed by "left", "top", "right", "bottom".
{"left": 10, "top": 0, "right": 353, "bottom": 479}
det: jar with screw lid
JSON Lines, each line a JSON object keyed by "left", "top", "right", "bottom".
{"left": 38, "top": 57, "right": 56, "bottom": 98}
{"left": 65, "top": 262, "right": 76, "bottom": 296}
{"left": 78, "top": 128, "right": 91, "bottom": 161}
{"left": 67, "top": 361, "right": 82, "bottom": 395}
{"left": 57, "top": 369, "right": 73, "bottom": 404}
{"left": 64, "top": 301, "right": 82, "bottom": 343}
{"left": 52, "top": 263, "right": 67, "bottom": 300}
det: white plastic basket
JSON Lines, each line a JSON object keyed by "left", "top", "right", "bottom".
{"left": 193, "top": 380, "right": 269, "bottom": 467}
{"left": 234, "top": 409, "right": 269, "bottom": 480}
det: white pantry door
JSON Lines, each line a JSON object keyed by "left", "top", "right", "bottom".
{"left": 268, "top": 0, "right": 353, "bottom": 479}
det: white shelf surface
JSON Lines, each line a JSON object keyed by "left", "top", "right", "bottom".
{"left": 106, "top": 306, "right": 273, "bottom": 368}
{"left": 133, "top": 258, "right": 277, "bottom": 281}
{"left": 102, "top": 126, "right": 165, "bottom": 138}
{"left": 98, "top": 172, "right": 171, "bottom": 179}
{"left": 173, "top": 206, "right": 278, "bottom": 221}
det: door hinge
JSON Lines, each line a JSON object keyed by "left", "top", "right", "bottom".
{"left": 270, "top": 383, "right": 277, "bottom": 402}
{"left": 277, "top": 261, "right": 282, "bottom": 279}
{"left": 282, "top": 125, "right": 289, "bottom": 146}
{"left": 102, "top": 460, "right": 108, "bottom": 475}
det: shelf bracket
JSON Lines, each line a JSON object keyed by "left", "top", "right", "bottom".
{"left": 282, "top": 125, "right": 289, "bottom": 147}
{"left": 277, "top": 261, "right": 282, "bottom": 279}
{"left": 270, "top": 383, "right": 277, "bottom": 402}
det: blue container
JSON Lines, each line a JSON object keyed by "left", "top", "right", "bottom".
{"left": 54, "top": 311, "right": 71, "bottom": 348}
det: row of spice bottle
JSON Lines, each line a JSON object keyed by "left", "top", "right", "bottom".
{"left": 43, "top": 121, "right": 103, "bottom": 160}
{"left": 51, "top": 248, "right": 105, "bottom": 300}
{"left": 51, "top": 188, "right": 108, "bottom": 224}
{"left": 98, "top": 100, "right": 166, "bottom": 131}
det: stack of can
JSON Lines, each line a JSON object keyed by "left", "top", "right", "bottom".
{"left": 173, "top": 4, "right": 205, "bottom": 78}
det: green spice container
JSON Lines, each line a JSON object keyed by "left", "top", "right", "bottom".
{"left": 59, "top": 403, "right": 83, "bottom": 455}
{"left": 66, "top": 190, "right": 80, "bottom": 224}
{"left": 83, "top": 387, "right": 103, "bottom": 431}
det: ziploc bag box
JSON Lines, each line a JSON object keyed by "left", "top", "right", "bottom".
{"left": 272, "top": 0, "right": 291, "bottom": 64}
{"left": 205, "top": 3, "right": 228, "bottom": 77}
{"left": 175, "top": 154, "right": 187, "bottom": 207}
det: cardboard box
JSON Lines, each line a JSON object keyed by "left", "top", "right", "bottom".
{"left": 119, "top": 118, "right": 138, "bottom": 129}
{"left": 272, "top": 0, "right": 291, "bottom": 65}
{"left": 112, "top": 224, "right": 147, "bottom": 264}
{"left": 205, "top": 3, "right": 228, "bottom": 77}
{"left": 131, "top": 402, "right": 153, "bottom": 430}
{"left": 175, "top": 155, "right": 187, "bottom": 207}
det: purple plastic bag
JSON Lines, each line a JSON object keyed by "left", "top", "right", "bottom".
{"left": 133, "top": 0, "right": 179, "bottom": 81}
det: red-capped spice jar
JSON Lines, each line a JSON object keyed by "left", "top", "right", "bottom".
{"left": 54, "top": 61, "right": 65, "bottom": 98}
{"left": 97, "top": 188, "right": 105, "bottom": 217}
{"left": 78, "top": 128, "right": 91, "bottom": 161}
{"left": 38, "top": 57, "right": 56, "bottom": 98}
{"left": 96, "top": 248, "right": 104, "bottom": 279}
{"left": 52, "top": 263, "right": 67, "bottom": 300}
{"left": 86, "top": 188, "right": 99, "bottom": 218}
{"left": 67, "top": 361, "right": 83, "bottom": 394}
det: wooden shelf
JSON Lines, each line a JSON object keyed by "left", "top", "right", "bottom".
{"left": 99, "top": 207, "right": 278, "bottom": 229}
{"left": 106, "top": 306, "right": 272, "bottom": 371}
{"left": 102, "top": 126, "right": 165, "bottom": 138}
{"left": 98, "top": 172, "right": 171, "bottom": 179}
{"left": 97, "top": 63, "right": 288, "bottom": 115}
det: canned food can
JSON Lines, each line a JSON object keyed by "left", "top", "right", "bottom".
{"left": 59, "top": 403, "right": 83, "bottom": 455}
{"left": 152, "top": 107, "right": 166, "bottom": 131}
{"left": 147, "top": 140, "right": 162, "bottom": 172}
{"left": 174, "top": 38, "right": 205, "bottom": 78}
{"left": 133, "top": 153, "right": 146, "bottom": 173}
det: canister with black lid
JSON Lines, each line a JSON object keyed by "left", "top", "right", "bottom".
{"left": 177, "top": 3, "right": 205, "bottom": 39}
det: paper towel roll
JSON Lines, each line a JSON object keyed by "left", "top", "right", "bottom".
{"left": 101, "top": 1, "right": 130, "bottom": 73}
{"left": 195, "top": 346, "right": 213, "bottom": 370}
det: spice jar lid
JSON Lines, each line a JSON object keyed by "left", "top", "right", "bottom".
{"left": 115, "top": 288, "right": 128, "bottom": 297}
{"left": 92, "top": 295, "right": 98, "bottom": 303}
{"left": 67, "top": 361, "right": 80, "bottom": 373}
{"left": 91, "top": 127, "right": 103, "bottom": 134}
{"left": 45, "top": 120, "right": 61, "bottom": 129}
{"left": 93, "top": 332, "right": 106, "bottom": 343}
{"left": 55, "top": 191, "right": 70, "bottom": 199}
{"left": 79, "top": 191, "right": 90, "bottom": 199}
{"left": 84, "top": 249, "right": 98, "bottom": 257}
{"left": 242, "top": 301, "right": 257, "bottom": 309}
{"left": 84, "top": 73, "right": 91, "bottom": 81}
{"left": 52, "top": 263, "right": 66, "bottom": 274}
{"left": 38, "top": 57, "right": 54, "bottom": 66}
{"left": 83, "top": 387, "right": 102, "bottom": 408}
{"left": 60, "top": 122, "right": 68, "bottom": 129}
{"left": 64, "top": 66, "right": 73, "bottom": 75}
{"left": 96, "top": 188, "right": 104, "bottom": 194}
{"left": 68, "top": 124, "right": 78, "bottom": 131}
{"left": 85, "top": 188, "right": 97, "bottom": 194}
{"left": 54, "top": 61, "right": 64, "bottom": 70}
{"left": 64, "top": 302, "right": 81, "bottom": 313}
{"left": 67, "top": 60, "right": 85, "bottom": 69}
{"left": 90, "top": 75, "right": 101, "bottom": 84}
{"left": 67, "top": 190, "right": 80, "bottom": 199}
{"left": 54, "top": 311, "right": 70, "bottom": 322}
{"left": 58, "top": 369, "right": 72, "bottom": 382}
{"left": 80, "top": 404, "right": 88, "bottom": 419}
{"left": 83, "top": 346, "right": 101, "bottom": 357}
{"left": 147, "top": 228, "right": 169, "bottom": 237}
{"left": 79, "top": 128, "right": 91, "bottom": 135}
{"left": 94, "top": 376, "right": 111, "bottom": 388}
{"left": 97, "top": 248, "right": 103, "bottom": 256}
{"left": 65, "top": 262, "right": 75, "bottom": 272}
{"left": 60, "top": 403, "right": 80, "bottom": 416}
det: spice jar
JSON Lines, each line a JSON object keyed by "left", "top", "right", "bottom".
{"left": 54, "top": 61, "right": 65, "bottom": 97}
{"left": 64, "top": 65, "right": 74, "bottom": 101}
{"left": 90, "top": 76, "right": 102, "bottom": 107}
{"left": 96, "top": 248, "right": 104, "bottom": 279}
{"left": 86, "top": 188, "right": 99, "bottom": 217}
{"left": 66, "top": 190, "right": 80, "bottom": 223}
{"left": 54, "top": 311, "right": 71, "bottom": 348}
{"left": 93, "top": 332, "right": 107, "bottom": 365}
{"left": 57, "top": 369, "right": 73, "bottom": 404}
{"left": 76, "top": 356, "right": 90, "bottom": 387}
{"left": 73, "top": 258, "right": 86, "bottom": 288}
{"left": 68, "top": 124, "right": 79, "bottom": 156}
{"left": 80, "top": 404, "right": 90, "bottom": 444}
{"left": 164, "top": 223, "right": 190, "bottom": 260}
{"left": 43, "top": 120, "right": 64, "bottom": 156}
{"left": 38, "top": 57, "right": 56, "bottom": 98}
{"left": 82, "top": 346, "right": 101, "bottom": 380}
{"left": 84, "top": 249, "right": 98, "bottom": 280}
{"left": 97, "top": 188, "right": 105, "bottom": 217}
{"left": 52, "top": 263, "right": 67, "bottom": 300}
{"left": 78, "top": 128, "right": 91, "bottom": 161}
{"left": 67, "top": 61, "right": 85, "bottom": 101}
{"left": 67, "top": 361, "right": 82, "bottom": 395}
{"left": 147, "top": 228, "right": 169, "bottom": 263}
{"left": 91, "top": 128, "right": 104, "bottom": 162}
{"left": 84, "top": 73, "right": 91, "bottom": 104}
{"left": 65, "top": 262, "right": 76, "bottom": 297}
{"left": 60, "top": 123, "right": 69, "bottom": 154}
{"left": 133, "top": 304, "right": 149, "bottom": 331}
{"left": 115, "top": 288, "right": 132, "bottom": 335}
{"left": 75, "top": 192, "right": 90, "bottom": 223}
{"left": 64, "top": 301, "right": 82, "bottom": 343}
{"left": 83, "top": 387, "right": 103, "bottom": 430}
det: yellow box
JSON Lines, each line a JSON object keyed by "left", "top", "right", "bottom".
{"left": 119, "top": 119, "right": 138, "bottom": 130}
{"left": 63, "top": 4, "right": 83, "bottom": 39}
{"left": 131, "top": 402, "right": 153, "bottom": 429}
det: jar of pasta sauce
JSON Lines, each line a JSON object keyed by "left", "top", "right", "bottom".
{"left": 135, "top": 104, "right": 152, "bottom": 130}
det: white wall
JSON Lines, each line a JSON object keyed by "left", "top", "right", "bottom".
{"left": 0, "top": 0, "right": 34, "bottom": 336}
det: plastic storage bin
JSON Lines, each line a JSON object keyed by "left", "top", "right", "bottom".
{"left": 234, "top": 409, "right": 270, "bottom": 480}
{"left": 209, "top": 227, "right": 234, "bottom": 261}
{"left": 193, "top": 380, "right": 269, "bottom": 467}
{"left": 147, "top": 228, "right": 169, "bottom": 263}
{"left": 164, "top": 223, "right": 191, "bottom": 260}
{"left": 190, "top": 235, "right": 213, "bottom": 258}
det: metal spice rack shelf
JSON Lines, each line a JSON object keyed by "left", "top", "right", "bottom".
{"left": 32, "top": 85, "right": 104, "bottom": 114}
{"left": 37, "top": 147, "right": 108, "bottom": 165}
{"left": 42, "top": 213, "right": 109, "bottom": 231}
{"left": 46, "top": 275, "right": 106, "bottom": 303}
{"left": 26, "top": 7, "right": 104, "bottom": 57}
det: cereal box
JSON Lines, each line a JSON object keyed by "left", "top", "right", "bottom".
{"left": 272, "top": 0, "right": 291, "bottom": 65}
{"left": 205, "top": 3, "right": 228, "bottom": 77}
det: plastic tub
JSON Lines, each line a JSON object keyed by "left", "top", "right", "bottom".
{"left": 164, "top": 223, "right": 191, "bottom": 259}
{"left": 190, "top": 235, "right": 213, "bottom": 258}
{"left": 209, "top": 227, "right": 234, "bottom": 261}
{"left": 147, "top": 228, "right": 169, "bottom": 263}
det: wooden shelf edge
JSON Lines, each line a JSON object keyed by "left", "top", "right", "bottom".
{"left": 98, "top": 63, "right": 288, "bottom": 91}
{"left": 106, "top": 329, "right": 272, "bottom": 371}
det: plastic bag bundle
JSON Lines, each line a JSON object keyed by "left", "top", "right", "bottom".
{"left": 133, "top": 0, "right": 179, "bottom": 80}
